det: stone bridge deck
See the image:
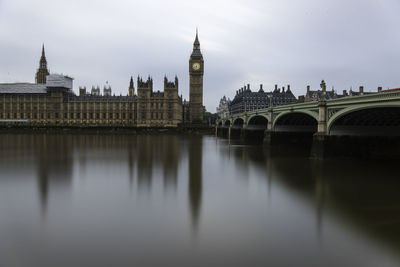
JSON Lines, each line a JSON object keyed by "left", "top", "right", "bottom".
{"left": 217, "top": 90, "right": 400, "bottom": 136}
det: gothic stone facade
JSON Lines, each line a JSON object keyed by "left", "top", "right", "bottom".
{"left": 0, "top": 75, "right": 183, "bottom": 127}
{"left": 0, "top": 33, "right": 202, "bottom": 127}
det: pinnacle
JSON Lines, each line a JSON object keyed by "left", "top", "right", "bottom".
{"left": 194, "top": 29, "right": 200, "bottom": 46}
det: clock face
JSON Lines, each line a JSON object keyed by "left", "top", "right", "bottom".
{"left": 192, "top": 63, "right": 201, "bottom": 70}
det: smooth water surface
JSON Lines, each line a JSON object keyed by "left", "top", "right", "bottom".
{"left": 0, "top": 132, "right": 400, "bottom": 267}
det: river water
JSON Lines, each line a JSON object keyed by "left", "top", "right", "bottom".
{"left": 0, "top": 132, "right": 399, "bottom": 267}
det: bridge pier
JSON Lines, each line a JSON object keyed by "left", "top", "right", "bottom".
{"left": 310, "top": 134, "right": 327, "bottom": 158}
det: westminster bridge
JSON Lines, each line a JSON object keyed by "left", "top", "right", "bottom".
{"left": 216, "top": 88, "right": 400, "bottom": 157}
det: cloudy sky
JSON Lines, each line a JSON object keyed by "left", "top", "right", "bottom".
{"left": 0, "top": 0, "right": 399, "bottom": 111}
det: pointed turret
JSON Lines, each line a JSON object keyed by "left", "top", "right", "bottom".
{"left": 193, "top": 28, "right": 200, "bottom": 49}
{"left": 190, "top": 29, "right": 203, "bottom": 60}
{"left": 129, "top": 76, "right": 135, "bottom": 96}
{"left": 35, "top": 44, "right": 49, "bottom": 84}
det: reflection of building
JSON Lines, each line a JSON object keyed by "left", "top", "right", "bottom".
{"left": 0, "top": 32, "right": 204, "bottom": 127}
{"left": 188, "top": 135, "right": 203, "bottom": 231}
{"left": 0, "top": 133, "right": 73, "bottom": 214}
{"left": 216, "top": 95, "right": 230, "bottom": 119}
{"left": 230, "top": 84, "right": 296, "bottom": 114}
{"left": 135, "top": 135, "right": 181, "bottom": 188}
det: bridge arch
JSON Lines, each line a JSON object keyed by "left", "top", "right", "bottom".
{"left": 273, "top": 111, "right": 318, "bottom": 132}
{"left": 247, "top": 115, "right": 268, "bottom": 130}
{"left": 217, "top": 121, "right": 222, "bottom": 126}
{"left": 224, "top": 120, "right": 231, "bottom": 127}
{"left": 328, "top": 104, "right": 400, "bottom": 136}
{"left": 232, "top": 118, "right": 245, "bottom": 128}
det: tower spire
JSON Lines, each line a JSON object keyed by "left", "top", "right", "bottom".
{"left": 35, "top": 44, "right": 49, "bottom": 84}
{"left": 129, "top": 76, "right": 135, "bottom": 96}
{"left": 193, "top": 28, "right": 200, "bottom": 49}
{"left": 129, "top": 76, "right": 134, "bottom": 89}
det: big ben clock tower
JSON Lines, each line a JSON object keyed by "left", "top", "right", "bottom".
{"left": 189, "top": 29, "right": 204, "bottom": 123}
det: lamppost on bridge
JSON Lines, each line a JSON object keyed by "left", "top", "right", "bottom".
{"left": 320, "top": 80, "right": 326, "bottom": 101}
{"left": 317, "top": 80, "right": 327, "bottom": 135}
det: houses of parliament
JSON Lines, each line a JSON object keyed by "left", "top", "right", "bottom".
{"left": 0, "top": 32, "right": 204, "bottom": 127}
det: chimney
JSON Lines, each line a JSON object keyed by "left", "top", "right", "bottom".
{"left": 359, "top": 86, "right": 364, "bottom": 95}
{"left": 275, "top": 84, "right": 278, "bottom": 90}
{"left": 282, "top": 86, "right": 285, "bottom": 93}
{"left": 307, "top": 85, "right": 310, "bottom": 93}
{"left": 260, "top": 84, "right": 263, "bottom": 90}
{"left": 287, "top": 84, "right": 290, "bottom": 91}
{"left": 247, "top": 84, "right": 250, "bottom": 90}
{"left": 378, "top": 86, "right": 382, "bottom": 93}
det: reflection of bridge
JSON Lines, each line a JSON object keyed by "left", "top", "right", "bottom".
{"left": 217, "top": 89, "right": 400, "bottom": 157}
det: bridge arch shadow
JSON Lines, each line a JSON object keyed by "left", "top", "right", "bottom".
{"left": 232, "top": 118, "right": 244, "bottom": 129}
{"left": 224, "top": 120, "right": 231, "bottom": 127}
{"left": 247, "top": 115, "right": 268, "bottom": 130}
{"left": 274, "top": 112, "right": 317, "bottom": 133}
{"left": 329, "top": 107, "right": 400, "bottom": 136}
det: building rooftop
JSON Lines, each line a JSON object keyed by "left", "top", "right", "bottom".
{"left": 0, "top": 83, "right": 47, "bottom": 94}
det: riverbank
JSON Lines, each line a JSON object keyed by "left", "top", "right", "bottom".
{"left": 0, "top": 125, "right": 215, "bottom": 135}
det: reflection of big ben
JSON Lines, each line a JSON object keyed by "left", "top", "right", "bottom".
{"left": 188, "top": 135, "right": 202, "bottom": 231}
{"left": 189, "top": 30, "right": 204, "bottom": 123}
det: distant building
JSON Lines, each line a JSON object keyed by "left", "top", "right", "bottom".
{"left": 229, "top": 84, "right": 296, "bottom": 114}
{"left": 216, "top": 96, "right": 230, "bottom": 119}
{"left": 304, "top": 85, "right": 377, "bottom": 102}
{"left": 0, "top": 32, "right": 203, "bottom": 127}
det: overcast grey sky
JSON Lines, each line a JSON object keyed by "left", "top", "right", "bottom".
{"left": 0, "top": 0, "right": 399, "bottom": 111}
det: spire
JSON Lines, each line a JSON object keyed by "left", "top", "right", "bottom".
{"left": 39, "top": 44, "right": 47, "bottom": 68}
{"left": 36, "top": 43, "right": 49, "bottom": 84}
{"left": 129, "top": 76, "right": 134, "bottom": 89}
{"left": 190, "top": 29, "right": 202, "bottom": 60}
{"left": 193, "top": 28, "right": 200, "bottom": 49}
